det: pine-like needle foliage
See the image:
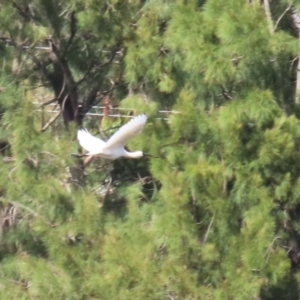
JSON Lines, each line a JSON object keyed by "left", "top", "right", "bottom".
{"left": 1, "top": 0, "right": 300, "bottom": 299}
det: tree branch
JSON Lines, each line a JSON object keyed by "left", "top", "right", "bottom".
{"left": 203, "top": 215, "right": 215, "bottom": 244}
{"left": 37, "top": 98, "right": 57, "bottom": 108}
{"left": 97, "top": 46, "right": 121, "bottom": 68}
{"left": 48, "top": 38, "right": 78, "bottom": 119}
{"left": 274, "top": 4, "right": 292, "bottom": 32}
{"left": 63, "top": 11, "right": 77, "bottom": 56}
{"left": 12, "top": 2, "right": 35, "bottom": 23}
{"left": 41, "top": 111, "right": 61, "bottom": 131}
{"left": 263, "top": 0, "right": 274, "bottom": 34}
{"left": 82, "top": 85, "right": 100, "bottom": 115}
{"left": 291, "top": 7, "right": 300, "bottom": 104}
{"left": 75, "top": 60, "right": 95, "bottom": 87}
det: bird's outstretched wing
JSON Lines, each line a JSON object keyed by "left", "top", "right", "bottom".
{"left": 77, "top": 129, "right": 106, "bottom": 154}
{"left": 104, "top": 114, "right": 147, "bottom": 149}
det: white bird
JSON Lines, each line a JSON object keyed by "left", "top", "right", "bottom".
{"left": 77, "top": 114, "right": 147, "bottom": 160}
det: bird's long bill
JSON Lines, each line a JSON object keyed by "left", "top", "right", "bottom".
{"left": 143, "top": 153, "right": 159, "bottom": 158}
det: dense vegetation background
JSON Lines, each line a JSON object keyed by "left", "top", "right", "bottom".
{"left": 1, "top": 0, "right": 300, "bottom": 299}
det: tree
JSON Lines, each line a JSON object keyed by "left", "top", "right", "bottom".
{"left": 1, "top": 0, "right": 300, "bottom": 299}
{"left": 0, "top": 0, "right": 144, "bottom": 127}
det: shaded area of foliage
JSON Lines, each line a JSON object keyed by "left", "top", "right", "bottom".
{"left": 2, "top": 0, "right": 300, "bottom": 299}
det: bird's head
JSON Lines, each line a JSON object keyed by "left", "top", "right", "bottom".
{"left": 127, "top": 151, "right": 158, "bottom": 159}
{"left": 131, "top": 150, "right": 144, "bottom": 158}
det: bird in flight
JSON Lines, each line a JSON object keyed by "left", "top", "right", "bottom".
{"left": 76, "top": 114, "right": 147, "bottom": 160}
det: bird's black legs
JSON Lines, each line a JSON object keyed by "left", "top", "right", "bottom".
{"left": 71, "top": 153, "right": 88, "bottom": 158}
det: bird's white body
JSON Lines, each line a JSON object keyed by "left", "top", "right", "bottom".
{"left": 77, "top": 114, "right": 147, "bottom": 160}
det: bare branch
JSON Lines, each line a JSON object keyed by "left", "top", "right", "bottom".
{"left": 97, "top": 46, "right": 121, "bottom": 68}
{"left": 48, "top": 39, "right": 78, "bottom": 116}
{"left": 291, "top": 6, "right": 300, "bottom": 36}
{"left": 75, "top": 60, "right": 95, "bottom": 87}
{"left": 3, "top": 157, "right": 15, "bottom": 163}
{"left": 103, "top": 176, "right": 113, "bottom": 201}
{"left": 274, "top": 4, "right": 292, "bottom": 32}
{"left": 291, "top": 6, "right": 300, "bottom": 105}
{"left": 203, "top": 215, "right": 215, "bottom": 244}
{"left": 12, "top": 2, "right": 33, "bottom": 23}
{"left": 82, "top": 86, "right": 100, "bottom": 115}
{"left": 61, "top": 92, "right": 70, "bottom": 112}
{"left": 37, "top": 98, "right": 57, "bottom": 108}
{"left": 9, "top": 159, "right": 24, "bottom": 181}
{"left": 220, "top": 85, "right": 233, "bottom": 100}
{"left": 63, "top": 11, "right": 77, "bottom": 56}
{"left": 295, "top": 57, "right": 300, "bottom": 104}
{"left": 263, "top": 0, "right": 274, "bottom": 34}
{"left": 41, "top": 111, "right": 61, "bottom": 132}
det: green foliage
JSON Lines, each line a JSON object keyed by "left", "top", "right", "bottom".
{"left": 2, "top": 0, "right": 300, "bottom": 299}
